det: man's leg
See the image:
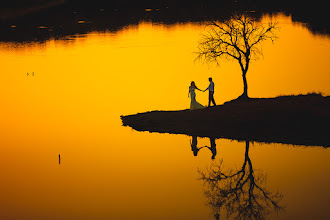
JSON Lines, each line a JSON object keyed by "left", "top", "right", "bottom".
{"left": 208, "top": 91, "right": 212, "bottom": 107}
{"left": 210, "top": 91, "right": 216, "bottom": 106}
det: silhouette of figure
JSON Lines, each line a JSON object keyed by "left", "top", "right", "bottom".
{"left": 204, "top": 77, "right": 216, "bottom": 107}
{"left": 59, "top": 154, "right": 61, "bottom": 165}
{"left": 206, "top": 138, "right": 217, "bottom": 160}
{"left": 188, "top": 81, "right": 205, "bottom": 110}
{"left": 190, "top": 136, "right": 204, "bottom": 156}
{"left": 190, "top": 136, "right": 217, "bottom": 159}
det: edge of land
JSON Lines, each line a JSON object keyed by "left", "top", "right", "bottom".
{"left": 121, "top": 93, "right": 330, "bottom": 147}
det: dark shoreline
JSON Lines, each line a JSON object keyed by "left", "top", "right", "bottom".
{"left": 0, "top": 0, "right": 328, "bottom": 43}
{"left": 121, "top": 94, "right": 330, "bottom": 147}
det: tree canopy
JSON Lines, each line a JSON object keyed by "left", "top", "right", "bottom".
{"left": 197, "top": 14, "right": 277, "bottom": 98}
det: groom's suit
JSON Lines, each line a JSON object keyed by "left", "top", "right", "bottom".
{"left": 206, "top": 81, "right": 216, "bottom": 107}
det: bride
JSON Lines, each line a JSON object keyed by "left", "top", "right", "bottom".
{"left": 188, "top": 81, "right": 205, "bottom": 110}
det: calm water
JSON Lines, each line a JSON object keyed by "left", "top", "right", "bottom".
{"left": 0, "top": 14, "right": 330, "bottom": 219}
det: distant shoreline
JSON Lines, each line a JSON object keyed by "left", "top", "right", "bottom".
{"left": 121, "top": 94, "right": 330, "bottom": 147}
{"left": 0, "top": 0, "right": 328, "bottom": 42}
{"left": 0, "top": 0, "right": 66, "bottom": 20}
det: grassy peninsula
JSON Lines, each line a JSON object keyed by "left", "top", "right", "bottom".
{"left": 121, "top": 94, "right": 330, "bottom": 147}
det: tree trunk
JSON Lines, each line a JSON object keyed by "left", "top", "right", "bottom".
{"left": 241, "top": 71, "right": 248, "bottom": 98}
{"left": 237, "top": 58, "right": 249, "bottom": 99}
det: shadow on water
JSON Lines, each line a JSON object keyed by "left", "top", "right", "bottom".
{"left": 198, "top": 140, "right": 285, "bottom": 220}
{"left": 191, "top": 136, "right": 217, "bottom": 159}
{"left": 0, "top": 0, "right": 328, "bottom": 42}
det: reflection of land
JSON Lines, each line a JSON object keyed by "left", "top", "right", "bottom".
{"left": 122, "top": 94, "right": 330, "bottom": 147}
{"left": 199, "top": 141, "right": 285, "bottom": 220}
{"left": 0, "top": 0, "right": 328, "bottom": 42}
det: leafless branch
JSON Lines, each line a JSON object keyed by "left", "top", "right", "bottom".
{"left": 198, "top": 141, "right": 285, "bottom": 219}
{"left": 196, "top": 13, "right": 278, "bottom": 98}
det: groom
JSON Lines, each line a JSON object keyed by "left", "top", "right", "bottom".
{"left": 204, "top": 77, "right": 216, "bottom": 107}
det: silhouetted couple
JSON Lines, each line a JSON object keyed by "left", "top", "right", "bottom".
{"left": 190, "top": 136, "right": 217, "bottom": 159}
{"left": 188, "top": 77, "right": 216, "bottom": 110}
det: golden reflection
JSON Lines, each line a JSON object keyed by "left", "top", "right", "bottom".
{"left": 190, "top": 136, "right": 217, "bottom": 159}
{"left": 199, "top": 141, "right": 285, "bottom": 220}
{"left": 0, "top": 15, "right": 329, "bottom": 142}
{"left": 0, "top": 13, "right": 329, "bottom": 220}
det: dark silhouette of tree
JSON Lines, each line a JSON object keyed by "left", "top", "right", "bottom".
{"left": 198, "top": 141, "right": 284, "bottom": 220}
{"left": 196, "top": 14, "right": 277, "bottom": 99}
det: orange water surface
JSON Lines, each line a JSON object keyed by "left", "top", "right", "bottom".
{"left": 0, "top": 14, "right": 329, "bottom": 219}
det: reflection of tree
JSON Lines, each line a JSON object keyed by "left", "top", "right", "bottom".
{"left": 199, "top": 141, "right": 284, "bottom": 220}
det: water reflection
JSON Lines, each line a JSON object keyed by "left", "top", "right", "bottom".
{"left": 0, "top": 12, "right": 329, "bottom": 219}
{"left": 190, "top": 136, "right": 217, "bottom": 159}
{"left": 0, "top": 0, "right": 328, "bottom": 43}
{"left": 199, "top": 141, "right": 285, "bottom": 220}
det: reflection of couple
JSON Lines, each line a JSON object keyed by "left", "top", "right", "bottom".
{"left": 190, "top": 136, "right": 217, "bottom": 159}
{"left": 188, "top": 77, "right": 216, "bottom": 110}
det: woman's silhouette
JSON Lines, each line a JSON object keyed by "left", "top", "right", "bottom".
{"left": 188, "top": 81, "right": 205, "bottom": 110}
{"left": 190, "top": 136, "right": 204, "bottom": 156}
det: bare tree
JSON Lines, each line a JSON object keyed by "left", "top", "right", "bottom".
{"left": 196, "top": 14, "right": 277, "bottom": 99}
{"left": 198, "top": 141, "right": 285, "bottom": 220}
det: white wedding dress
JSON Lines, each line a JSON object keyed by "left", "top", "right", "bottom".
{"left": 189, "top": 86, "right": 205, "bottom": 110}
